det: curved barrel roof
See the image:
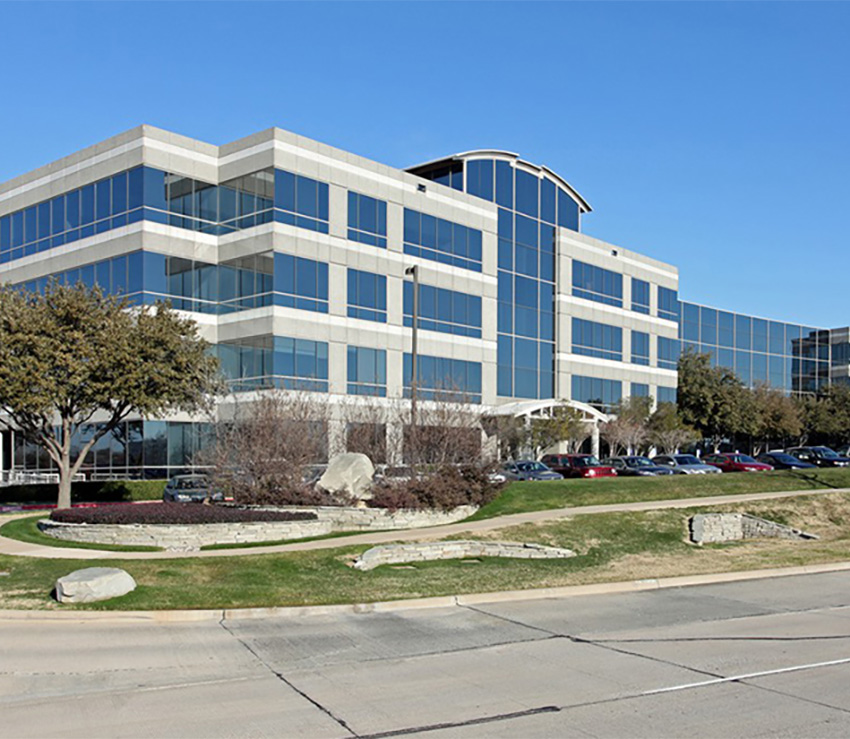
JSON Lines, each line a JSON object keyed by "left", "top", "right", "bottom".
{"left": 406, "top": 149, "right": 592, "bottom": 214}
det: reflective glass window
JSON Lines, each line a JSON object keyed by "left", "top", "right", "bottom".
{"left": 557, "top": 189, "right": 579, "bottom": 230}
{"left": 632, "top": 331, "right": 650, "bottom": 365}
{"left": 572, "top": 260, "right": 623, "bottom": 307}
{"left": 515, "top": 169, "right": 539, "bottom": 218}
{"left": 718, "top": 311, "right": 735, "bottom": 347}
{"left": 402, "top": 208, "right": 482, "bottom": 272}
{"left": 735, "top": 314, "right": 752, "bottom": 350}
{"left": 658, "top": 287, "right": 679, "bottom": 321}
{"left": 658, "top": 337, "right": 680, "bottom": 370}
{"left": 404, "top": 282, "right": 481, "bottom": 337}
{"left": 347, "top": 346, "right": 387, "bottom": 396}
{"left": 572, "top": 318, "right": 623, "bottom": 362}
{"left": 466, "top": 159, "right": 494, "bottom": 201}
{"left": 657, "top": 387, "right": 677, "bottom": 404}
{"left": 632, "top": 382, "right": 650, "bottom": 398}
{"left": 403, "top": 354, "right": 481, "bottom": 403}
{"left": 540, "top": 178, "right": 556, "bottom": 224}
{"left": 571, "top": 375, "right": 621, "bottom": 412}
{"left": 274, "top": 254, "right": 329, "bottom": 313}
{"left": 632, "top": 278, "right": 650, "bottom": 314}
{"left": 347, "top": 268, "right": 387, "bottom": 323}
{"left": 495, "top": 160, "right": 513, "bottom": 208}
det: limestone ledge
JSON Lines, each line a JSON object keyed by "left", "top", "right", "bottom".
{"left": 689, "top": 513, "right": 818, "bottom": 544}
{"left": 37, "top": 505, "right": 477, "bottom": 552}
{"left": 353, "top": 540, "right": 576, "bottom": 570}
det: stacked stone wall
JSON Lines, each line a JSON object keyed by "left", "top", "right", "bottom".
{"left": 353, "top": 541, "right": 576, "bottom": 570}
{"left": 38, "top": 505, "right": 477, "bottom": 551}
{"left": 689, "top": 513, "right": 817, "bottom": 544}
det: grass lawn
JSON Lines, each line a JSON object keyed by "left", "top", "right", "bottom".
{"left": 1, "top": 492, "right": 849, "bottom": 611}
{"left": 472, "top": 468, "right": 850, "bottom": 519}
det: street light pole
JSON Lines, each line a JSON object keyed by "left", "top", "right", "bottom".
{"left": 405, "top": 265, "right": 419, "bottom": 460}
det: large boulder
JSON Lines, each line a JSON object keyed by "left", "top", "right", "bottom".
{"left": 318, "top": 453, "right": 375, "bottom": 502}
{"left": 55, "top": 567, "right": 137, "bottom": 604}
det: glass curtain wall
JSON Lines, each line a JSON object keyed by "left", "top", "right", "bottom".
{"left": 680, "top": 301, "right": 829, "bottom": 394}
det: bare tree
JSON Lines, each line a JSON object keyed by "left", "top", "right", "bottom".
{"left": 647, "top": 402, "right": 700, "bottom": 454}
{"left": 200, "top": 390, "right": 333, "bottom": 505}
{"left": 529, "top": 404, "right": 590, "bottom": 457}
{"left": 482, "top": 414, "right": 528, "bottom": 461}
{"left": 402, "top": 391, "right": 484, "bottom": 468}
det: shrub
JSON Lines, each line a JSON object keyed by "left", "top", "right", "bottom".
{"left": 0, "top": 479, "right": 166, "bottom": 505}
{"left": 369, "top": 464, "right": 503, "bottom": 512}
{"left": 50, "top": 503, "right": 317, "bottom": 525}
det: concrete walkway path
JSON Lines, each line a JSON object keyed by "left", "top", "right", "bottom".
{"left": 2, "top": 486, "right": 848, "bottom": 561}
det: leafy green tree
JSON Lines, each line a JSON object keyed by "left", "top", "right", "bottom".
{"left": 677, "top": 350, "right": 748, "bottom": 449}
{"left": 0, "top": 283, "right": 222, "bottom": 508}
{"left": 815, "top": 385, "right": 850, "bottom": 446}
{"left": 750, "top": 383, "right": 802, "bottom": 453}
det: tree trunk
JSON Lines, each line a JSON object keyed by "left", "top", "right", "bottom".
{"left": 57, "top": 457, "right": 72, "bottom": 509}
{"left": 57, "top": 423, "right": 73, "bottom": 509}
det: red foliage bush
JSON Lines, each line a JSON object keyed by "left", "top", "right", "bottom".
{"left": 369, "top": 464, "right": 503, "bottom": 512}
{"left": 50, "top": 503, "right": 317, "bottom": 525}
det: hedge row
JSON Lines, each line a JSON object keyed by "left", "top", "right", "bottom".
{"left": 0, "top": 479, "right": 167, "bottom": 505}
{"left": 50, "top": 502, "right": 318, "bottom": 525}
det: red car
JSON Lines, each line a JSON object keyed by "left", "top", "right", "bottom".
{"left": 703, "top": 453, "right": 773, "bottom": 473}
{"left": 540, "top": 454, "right": 617, "bottom": 478}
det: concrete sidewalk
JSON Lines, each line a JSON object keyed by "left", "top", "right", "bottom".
{"left": 2, "top": 485, "right": 848, "bottom": 561}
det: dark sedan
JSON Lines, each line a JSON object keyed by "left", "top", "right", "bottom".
{"left": 602, "top": 456, "right": 675, "bottom": 476}
{"left": 785, "top": 447, "right": 850, "bottom": 468}
{"left": 756, "top": 452, "right": 817, "bottom": 470}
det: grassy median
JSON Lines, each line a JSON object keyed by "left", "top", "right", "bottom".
{"left": 1, "top": 491, "right": 849, "bottom": 611}
{"left": 472, "top": 467, "right": 850, "bottom": 519}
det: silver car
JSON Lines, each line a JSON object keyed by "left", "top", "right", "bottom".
{"left": 163, "top": 474, "right": 225, "bottom": 502}
{"left": 652, "top": 454, "right": 723, "bottom": 474}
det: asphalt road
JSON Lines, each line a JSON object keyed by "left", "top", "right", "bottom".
{"left": 3, "top": 571, "right": 850, "bottom": 738}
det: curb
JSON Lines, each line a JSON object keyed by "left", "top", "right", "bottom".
{"left": 3, "top": 560, "right": 850, "bottom": 623}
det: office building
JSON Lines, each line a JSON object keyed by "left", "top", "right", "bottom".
{"left": 0, "top": 126, "right": 845, "bottom": 477}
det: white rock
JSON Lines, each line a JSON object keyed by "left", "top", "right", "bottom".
{"left": 55, "top": 567, "right": 137, "bottom": 604}
{"left": 318, "top": 453, "right": 375, "bottom": 501}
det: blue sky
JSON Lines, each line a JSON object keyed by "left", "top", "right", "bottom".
{"left": 1, "top": 1, "right": 847, "bottom": 327}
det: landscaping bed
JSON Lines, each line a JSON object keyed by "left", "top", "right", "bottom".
{"left": 2, "top": 492, "right": 850, "bottom": 611}
{"left": 49, "top": 503, "right": 317, "bottom": 525}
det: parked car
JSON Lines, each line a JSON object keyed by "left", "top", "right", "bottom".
{"left": 836, "top": 444, "right": 850, "bottom": 457}
{"left": 601, "top": 456, "right": 675, "bottom": 476}
{"left": 163, "top": 474, "right": 227, "bottom": 503}
{"left": 540, "top": 454, "right": 617, "bottom": 479}
{"left": 785, "top": 446, "right": 850, "bottom": 468}
{"left": 503, "top": 460, "right": 563, "bottom": 481}
{"left": 651, "top": 454, "right": 723, "bottom": 474}
{"left": 755, "top": 452, "right": 817, "bottom": 470}
{"left": 702, "top": 453, "right": 773, "bottom": 473}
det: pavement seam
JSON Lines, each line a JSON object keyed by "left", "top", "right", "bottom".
{"left": 217, "top": 616, "right": 359, "bottom": 738}
{"left": 355, "top": 705, "right": 562, "bottom": 739}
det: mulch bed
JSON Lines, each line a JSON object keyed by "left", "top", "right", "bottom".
{"left": 49, "top": 503, "right": 317, "bottom": 525}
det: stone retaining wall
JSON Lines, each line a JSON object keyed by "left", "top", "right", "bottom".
{"left": 353, "top": 541, "right": 576, "bottom": 571}
{"left": 38, "top": 505, "right": 477, "bottom": 551}
{"left": 689, "top": 513, "right": 818, "bottom": 544}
